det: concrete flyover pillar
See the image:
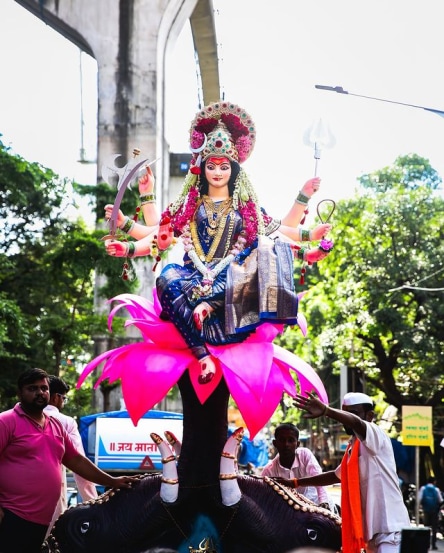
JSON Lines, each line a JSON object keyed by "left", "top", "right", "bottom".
{"left": 14, "top": 0, "right": 207, "bottom": 194}
{"left": 14, "top": 0, "right": 220, "bottom": 396}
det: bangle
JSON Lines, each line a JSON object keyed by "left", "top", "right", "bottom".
{"left": 300, "top": 229, "right": 311, "bottom": 241}
{"left": 321, "top": 404, "right": 329, "bottom": 417}
{"left": 140, "top": 193, "right": 155, "bottom": 202}
{"left": 293, "top": 478, "right": 299, "bottom": 488}
{"left": 127, "top": 242, "right": 136, "bottom": 258}
{"left": 120, "top": 217, "right": 135, "bottom": 234}
{"left": 295, "top": 191, "right": 310, "bottom": 205}
{"left": 141, "top": 200, "right": 156, "bottom": 206}
{"left": 119, "top": 216, "right": 129, "bottom": 230}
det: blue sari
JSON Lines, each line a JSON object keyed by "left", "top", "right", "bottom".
{"left": 156, "top": 201, "right": 249, "bottom": 359}
{"left": 156, "top": 200, "right": 299, "bottom": 360}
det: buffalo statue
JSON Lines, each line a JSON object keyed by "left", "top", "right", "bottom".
{"left": 45, "top": 373, "right": 341, "bottom": 553}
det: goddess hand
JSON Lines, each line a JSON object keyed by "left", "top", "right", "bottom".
{"left": 138, "top": 165, "right": 155, "bottom": 194}
{"left": 156, "top": 215, "right": 174, "bottom": 251}
{"left": 193, "top": 302, "right": 213, "bottom": 331}
{"left": 310, "top": 223, "right": 332, "bottom": 241}
{"left": 105, "top": 239, "right": 128, "bottom": 258}
{"left": 300, "top": 177, "right": 321, "bottom": 198}
{"left": 305, "top": 247, "right": 332, "bottom": 264}
{"left": 104, "top": 204, "right": 126, "bottom": 228}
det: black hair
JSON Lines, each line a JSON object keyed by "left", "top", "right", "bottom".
{"left": 17, "top": 368, "right": 49, "bottom": 390}
{"left": 274, "top": 422, "right": 300, "bottom": 440}
{"left": 198, "top": 159, "right": 240, "bottom": 197}
{"left": 48, "top": 375, "right": 70, "bottom": 395}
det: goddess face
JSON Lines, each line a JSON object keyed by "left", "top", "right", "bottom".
{"left": 205, "top": 157, "right": 231, "bottom": 191}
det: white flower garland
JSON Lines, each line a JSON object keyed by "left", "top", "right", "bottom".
{"left": 182, "top": 225, "right": 247, "bottom": 300}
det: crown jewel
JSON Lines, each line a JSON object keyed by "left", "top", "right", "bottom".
{"left": 189, "top": 101, "right": 256, "bottom": 174}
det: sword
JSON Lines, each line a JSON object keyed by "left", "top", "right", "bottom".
{"left": 101, "top": 150, "right": 160, "bottom": 240}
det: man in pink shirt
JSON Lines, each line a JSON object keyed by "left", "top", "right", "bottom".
{"left": 0, "top": 368, "right": 136, "bottom": 553}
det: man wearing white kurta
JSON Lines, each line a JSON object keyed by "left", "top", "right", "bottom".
{"left": 293, "top": 392, "right": 411, "bottom": 553}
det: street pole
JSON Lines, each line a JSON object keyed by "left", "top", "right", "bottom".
{"left": 314, "top": 84, "right": 444, "bottom": 118}
{"left": 415, "top": 445, "right": 420, "bottom": 526}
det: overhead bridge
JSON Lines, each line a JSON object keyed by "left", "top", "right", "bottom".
{"left": 14, "top": 0, "right": 220, "bottom": 193}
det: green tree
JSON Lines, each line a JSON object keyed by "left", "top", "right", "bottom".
{"left": 279, "top": 154, "right": 444, "bottom": 478}
{"left": 0, "top": 140, "right": 139, "bottom": 412}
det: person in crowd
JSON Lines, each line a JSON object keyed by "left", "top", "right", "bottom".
{"left": 419, "top": 475, "right": 443, "bottom": 550}
{"left": 44, "top": 375, "right": 98, "bottom": 536}
{"left": 261, "top": 422, "right": 330, "bottom": 509}
{"left": 0, "top": 368, "right": 137, "bottom": 553}
{"left": 103, "top": 101, "right": 333, "bottom": 385}
{"left": 292, "top": 391, "right": 411, "bottom": 553}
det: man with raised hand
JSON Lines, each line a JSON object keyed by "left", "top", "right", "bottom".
{"left": 293, "top": 391, "right": 411, "bottom": 553}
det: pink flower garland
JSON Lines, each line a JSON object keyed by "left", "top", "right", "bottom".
{"left": 235, "top": 136, "right": 252, "bottom": 164}
{"left": 162, "top": 187, "right": 200, "bottom": 236}
{"left": 238, "top": 199, "right": 261, "bottom": 246}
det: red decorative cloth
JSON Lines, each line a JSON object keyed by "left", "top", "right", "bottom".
{"left": 340, "top": 441, "right": 367, "bottom": 553}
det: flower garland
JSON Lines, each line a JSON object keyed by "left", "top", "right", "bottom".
{"left": 181, "top": 225, "right": 248, "bottom": 301}
{"left": 161, "top": 167, "right": 267, "bottom": 249}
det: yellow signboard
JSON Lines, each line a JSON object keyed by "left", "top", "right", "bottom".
{"left": 401, "top": 405, "right": 433, "bottom": 452}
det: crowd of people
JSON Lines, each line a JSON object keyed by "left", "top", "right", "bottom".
{"left": 2, "top": 366, "right": 434, "bottom": 553}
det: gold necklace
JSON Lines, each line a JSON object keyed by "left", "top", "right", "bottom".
{"left": 202, "top": 196, "right": 233, "bottom": 237}
{"left": 190, "top": 213, "right": 235, "bottom": 263}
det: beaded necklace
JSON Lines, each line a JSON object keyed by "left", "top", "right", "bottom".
{"left": 182, "top": 218, "right": 247, "bottom": 301}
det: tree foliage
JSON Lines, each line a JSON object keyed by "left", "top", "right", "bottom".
{"left": 278, "top": 154, "right": 444, "bottom": 449}
{"left": 0, "top": 140, "right": 139, "bottom": 412}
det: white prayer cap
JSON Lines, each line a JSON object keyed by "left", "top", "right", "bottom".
{"left": 342, "top": 392, "right": 373, "bottom": 407}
